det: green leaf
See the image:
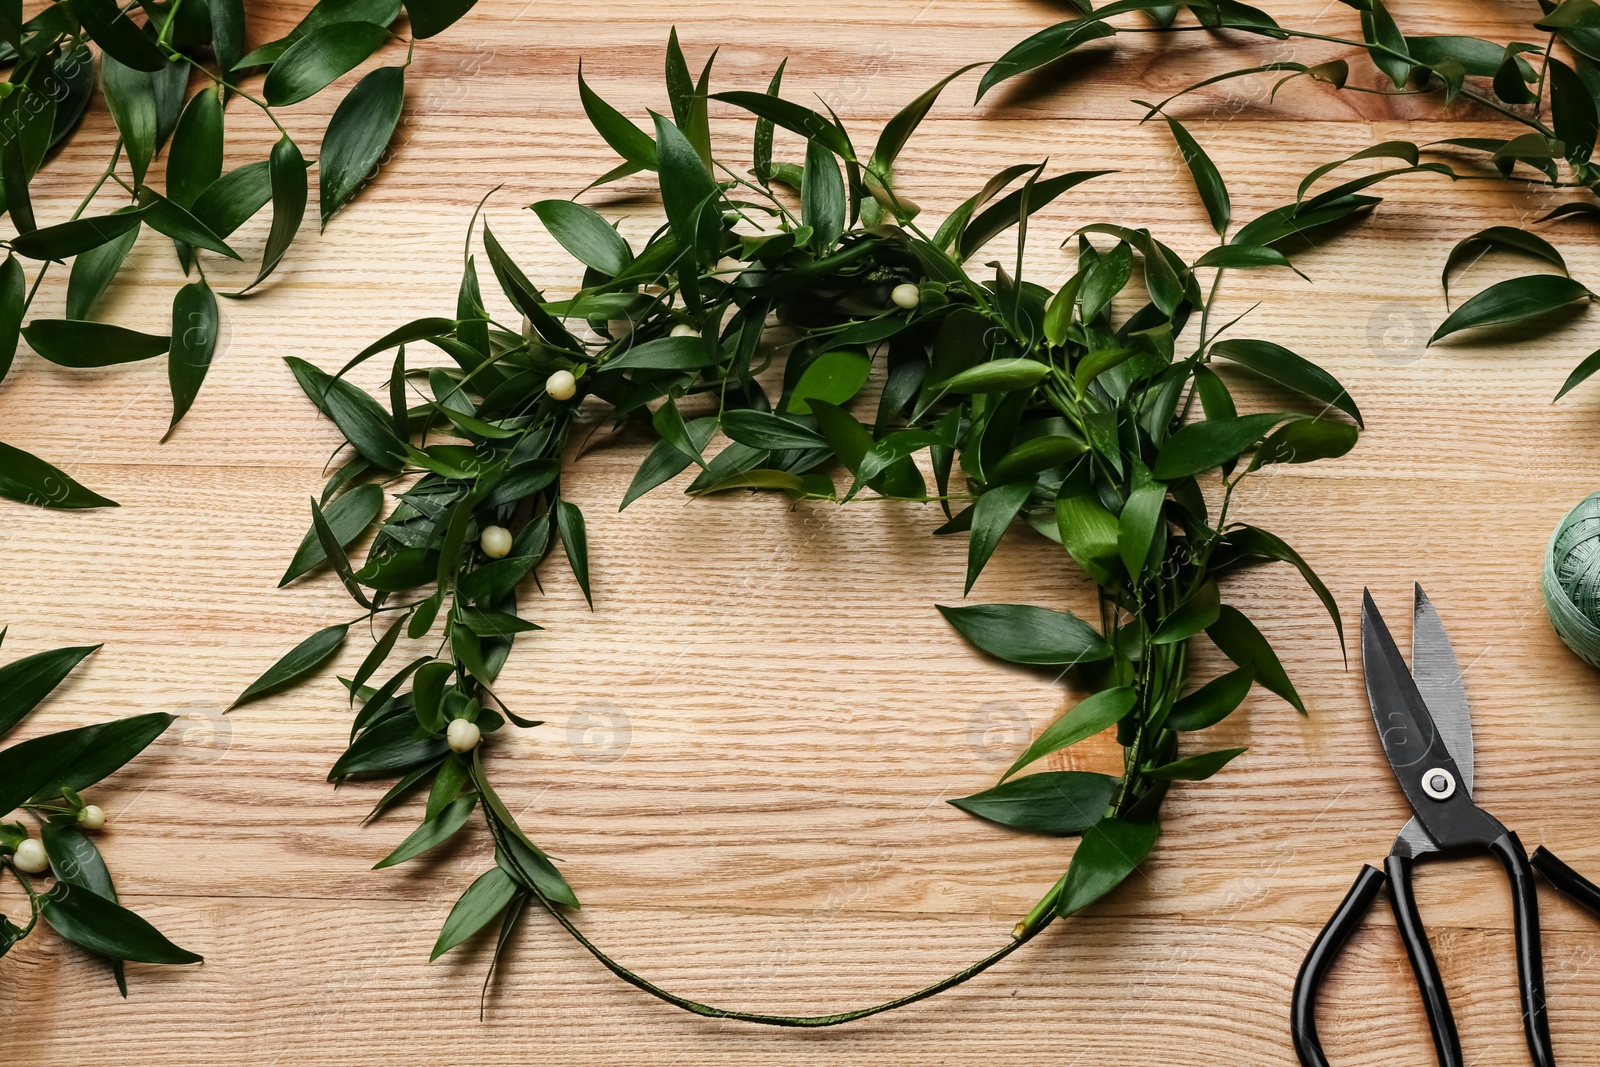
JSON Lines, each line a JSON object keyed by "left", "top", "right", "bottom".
{"left": 1194, "top": 244, "right": 1296, "bottom": 271}
{"left": 531, "top": 199, "right": 632, "bottom": 276}
{"left": 978, "top": 17, "right": 1118, "bottom": 101}
{"left": 555, "top": 500, "right": 591, "bottom": 607}
{"left": 41, "top": 883, "right": 201, "bottom": 965}
{"left": 1117, "top": 481, "right": 1165, "bottom": 580}
{"left": 1055, "top": 493, "right": 1122, "bottom": 587}
{"left": 286, "top": 356, "right": 407, "bottom": 469}
{"left": 1165, "top": 666, "right": 1254, "bottom": 731}
{"left": 231, "top": 624, "right": 348, "bottom": 708}
{"left": 62, "top": 216, "right": 140, "bottom": 322}
{"left": 0, "top": 644, "right": 99, "bottom": 740}
{"left": 622, "top": 416, "right": 717, "bottom": 509}
{"left": 1361, "top": 0, "right": 1412, "bottom": 88}
{"left": 785, "top": 348, "right": 871, "bottom": 415}
{"left": 403, "top": 0, "right": 476, "bottom": 38}
{"left": 263, "top": 21, "right": 389, "bottom": 106}
{"left": 70, "top": 0, "right": 168, "bottom": 72}
{"left": 1231, "top": 194, "right": 1380, "bottom": 249}
{"left": 948, "top": 771, "right": 1119, "bottom": 836}
{"left": 320, "top": 65, "right": 405, "bottom": 226}
{"left": 708, "top": 90, "right": 854, "bottom": 161}
{"left": 280, "top": 483, "right": 383, "bottom": 584}
{"left": 135, "top": 191, "right": 241, "bottom": 259}
{"left": 1055, "top": 816, "right": 1160, "bottom": 917}
{"left": 1555, "top": 347, "right": 1600, "bottom": 401}
{"left": 801, "top": 138, "right": 845, "bottom": 253}
{"left": 1002, "top": 686, "right": 1137, "bottom": 782}
{"left": 164, "top": 278, "right": 219, "bottom": 438}
{"left": 579, "top": 61, "right": 655, "bottom": 169}
{"left": 22, "top": 320, "right": 169, "bottom": 367}
{"left": 1152, "top": 412, "right": 1283, "bottom": 480}
{"left": 1145, "top": 746, "right": 1247, "bottom": 781}
{"left": 988, "top": 434, "right": 1088, "bottom": 485}
{"left": 1209, "top": 339, "right": 1362, "bottom": 426}
{"left": 431, "top": 866, "right": 517, "bottom": 959}
{"left": 652, "top": 111, "right": 722, "bottom": 265}
{"left": 373, "top": 794, "right": 476, "bottom": 868}
{"left": 11, "top": 208, "right": 148, "bottom": 262}
{"left": 1249, "top": 417, "right": 1358, "bottom": 470}
{"left": 966, "top": 482, "right": 1030, "bottom": 594}
{"left": 1432, "top": 275, "right": 1592, "bottom": 343}
{"left": 1220, "top": 525, "right": 1343, "bottom": 651}
{"left": 100, "top": 56, "right": 158, "bottom": 188}
{"left": 871, "top": 64, "right": 981, "bottom": 176}
{"left": 937, "top": 602, "right": 1113, "bottom": 667}
{"left": 0, "top": 440, "right": 117, "bottom": 509}
{"left": 0, "top": 713, "right": 174, "bottom": 813}
{"left": 1151, "top": 580, "right": 1221, "bottom": 645}
{"left": 40, "top": 823, "right": 115, "bottom": 899}
{"left": 720, "top": 409, "right": 827, "bottom": 451}
{"left": 0, "top": 254, "right": 21, "bottom": 380}
{"left": 958, "top": 170, "right": 1111, "bottom": 260}
{"left": 166, "top": 88, "right": 224, "bottom": 209}
{"left": 1165, "top": 116, "right": 1229, "bottom": 234}
{"left": 235, "top": 136, "right": 309, "bottom": 294}
{"left": 332, "top": 713, "right": 447, "bottom": 780}
{"left": 190, "top": 161, "right": 272, "bottom": 239}
{"left": 1079, "top": 243, "right": 1133, "bottom": 322}
{"left": 1550, "top": 58, "right": 1598, "bottom": 164}
{"left": 1207, "top": 604, "right": 1302, "bottom": 714}
{"left": 1441, "top": 226, "right": 1567, "bottom": 300}
{"left": 933, "top": 358, "right": 1049, "bottom": 394}
{"left": 603, "top": 335, "right": 715, "bottom": 371}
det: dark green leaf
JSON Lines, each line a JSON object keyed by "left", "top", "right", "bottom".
{"left": 1555, "top": 347, "right": 1600, "bottom": 400}
{"left": 531, "top": 199, "right": 632, "bottom": 276}
{"left": 720, "top": 409, "right": 827, "bottom": 451}
{"left": 235, "top": 136, "right": 309, "bottom": 294}
{"left": 164, "top": 279, "right": 219, "bottom": 438}
{"left": 871, "top": 64, "right": 980, "bottom": 176}
{"left": 1146, "top": 746, "right": 1247, "bottom": 781}
{"left": 949, "top": 771, "right": 1119, "bottom": 836}
{"left": 621, "top": 416, "right": 717, "bottom": 509}
{"left": 965, "top": 482, "right": 1030, "bottom": 594}
{"left": 231, "top": 624, "right": 348, "bottom": 707}
{"left": 319, "top": 65, "right": 405, "bottom": 226}
{"left": 1550, "top": 58, "right": 1598, "bottom": 164}
{"left": 785, "top": 347, "right": 871, "bottom": 415}
{"left": 1152, "top": 412, "right": 1283, "bottom": 480}
{"left": 191, "top": 161, "right": 272, "bottom": 239}
{"left": 40, "top": 823, "right": 115, "bottom": 899}
{"left": 1441, "top": 227, "right": 1567, "bottom": 299}
{"left": 11, "top": 208, "right": 148, "bottom": 262}
{"left": 166, "top": 88, "right": 224, "bottom": 209}
{"left": 1250, "top": 417, "right": 1358, "bottom": 470}
{"left": 937, "top": 602, "right": 1113, "bottom": 667}
{"left": 1193, "top": 244, "right": 1295, "bottom": 271}
{"left": 22, "top": 320, "right": 169, "bottom": 367}
{"left": 977, "top": 17, "right": 1119, "bottom": 101}
{"left": 1002, "top": 686, "right": 1136, "bottom": 782}
{"left": 1056, "top": 816, "right": 1160, "bottom": 917}
{"left": 431, "top": 866, "right": 517, "bottom": 959}
{"left": 70, "top": 0, "right": 168, "bottom": 71}
{"left": 933, "top": 358, "right": 1049, "bottom": 394}
{"left": 555, "top": 500, "right": 591, "bottom": 607}
{"left": 1166, "top": 116, "right": 1229, "bottom": 234}
{"left": 41, "top": 882, "right": 201, "bottom": 964}
{"left": 579, "top": 61, "right": 656, "bottom": 169}
{"left": 1165, "top": 666, "right": 1254, "bottom": 731}
{"left": 652, "top": 111, "right": 722, "bottom": 265}
{"left": 708, "top": 90, "right": 854, "bottom": 161}
{"left": 0, "top": 713, "right": 174, "bottom": 812}
{"left": 136, "top": 190, "right": 242, "bottom": 259}
{"left": 1207, "top": 604, "right": 1302, "bottom": 714}
{"left": 1210, "top": 339, "right": 1362, "bottom": 426}
{"left": 100, "top": 56, "right": 158, "bottom": 188}
{"left": 603, "top": 336, "right": 715, "bottom": 371}
{"left": 0, "top": 254, "right": 21, "bottom": 380}
{"left": 403, "top": 0, "right": 476, "bottom": 38}
{"left": 285, "top": 356, "right": 407, "bottom": 469}
{"left": 280, "top": 483, "right": 384, "bottom": 584}
{"left": 1431, "top": 275, "right": 1592, "bottom": 343}
{"left": 65, "top": 212, "right": 141, "bottom": 320}
{"left": 801, "top": 138, "right": 845, "bottom": 252}
{"left": 373, "top": 794, "right": 476, "bottom": 868}
{"left": 263, "top": 21, "right": 389, "bottom": 106}
{"left": 0, "top": 440, "right": 117, "bottom": 509}
{"left": 1151, "top": 580, "right": 1220, "bottom": 645}
{"left": 0, "top": 644, "right": 99, "bottom": 740}
{"left": 959, "top": 170, "right": 1111, "bottom": 260}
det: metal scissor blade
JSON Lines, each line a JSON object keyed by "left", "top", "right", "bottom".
{"left": 1412, "top": 584, "right": 1474, "bottom": 795}
{"left": 1362, "top": 591, "right": 1474, "bottom": 826}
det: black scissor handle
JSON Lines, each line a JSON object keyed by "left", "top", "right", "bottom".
{"left": 1291, "top": 864, "right": 1388, "bottom": 1067}
{"left": 1384, "top": 854, "right": 1466, "bottom": 1067}
{"left": 1531, "top": 844, "right": 1600, "bottom": 917}
{"left": 1489, "top": 832, "right": 1555, "bottom": 1067}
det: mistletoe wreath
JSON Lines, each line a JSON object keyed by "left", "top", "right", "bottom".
{"left": 228, "top": 32, "right": 1380, "bottom": 1024}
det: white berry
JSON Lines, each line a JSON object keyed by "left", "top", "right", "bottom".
{"left": 669, "top": 323, "right": 700, "bottom": 338}
{"left": 446, "top": 719, "right": 481, "bottom": 753}
{"left": 891, "top": 282, "right": 921, "bottom": 310}
{"left": 77, "top": 805, "right": 106, "bottom": 831}
{"left": 480, "top": 525, "right": 513, "bottom": 560}
{"left": 13, "top": 838, "right": 48, "bottom": 874}
{"left": 545, "top": 369, "right": 577, "bottom": 401}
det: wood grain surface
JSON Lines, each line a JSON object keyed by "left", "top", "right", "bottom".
{"left": 6, "top": 1, "right": 1600, "bottom": 1063}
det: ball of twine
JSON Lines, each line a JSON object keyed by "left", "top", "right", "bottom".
{"left": 1544, "top": 491, "right": 1600, "bottom": 668}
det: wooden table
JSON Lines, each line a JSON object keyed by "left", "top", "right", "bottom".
{"left": 5, "top": 1, "right": 1600, "bottom": 1062}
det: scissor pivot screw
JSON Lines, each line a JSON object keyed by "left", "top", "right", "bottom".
{"left": 1421, "top": 768, "right": 1457, "bottom": 801}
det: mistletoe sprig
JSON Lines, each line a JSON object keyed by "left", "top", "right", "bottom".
{"left": 0, "top": 0, "right": 480, "bottom": 511}
{"left": 239, "top": 34, "right": 1363, "bottom": 1023}
{"left": 983, "top": 0, "right": 1600, "bottom": 395}
{"left": 0, "top": 635, "right": 200, "bottom": 993}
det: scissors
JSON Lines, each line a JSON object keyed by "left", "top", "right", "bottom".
{"left": 1292, "top": 585, "right": 1600, "bottom": 1067}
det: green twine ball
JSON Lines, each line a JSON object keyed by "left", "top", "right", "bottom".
{"left": 1544, "top": 491, "right": 1600, "bottom": 668}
